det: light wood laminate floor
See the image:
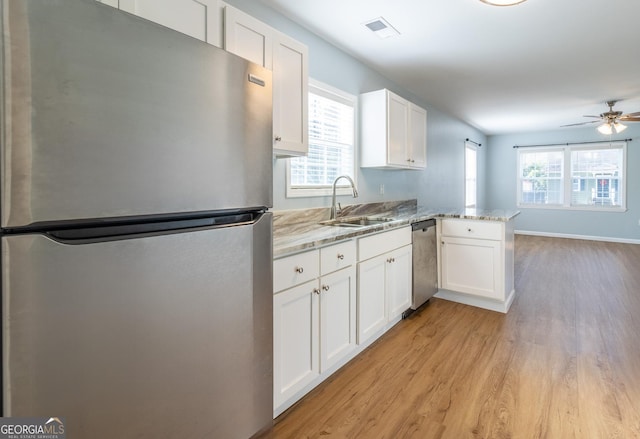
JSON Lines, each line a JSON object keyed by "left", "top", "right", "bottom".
{"left": 265, "top": 235, "right": 640, "bottom": 438}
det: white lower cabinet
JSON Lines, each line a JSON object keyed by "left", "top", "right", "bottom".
{"left": 273, "top": 279, "right": 319, "bottom": 410}
{"left": 319, "top": 268, "right": 357, "bottom": 372}
{"left": 273, "top": 241, "right": 356, "bottom": 415}
{"left": 386, "top": 245, "right": 413, "bottom": 320}
{"left": 273, "top": 228, "right": 412, "bottom": 416}
{"left": 437, "top": 218, "right": 516, "bottom": 313}
{"left": 356, "top": 254, "right": 387, "bottom": 343}
{"left": 440, "top": 236, "right": 502, "bottom": 299}
{"left": 357, "top": 227, "right": 412, "bottom": 345}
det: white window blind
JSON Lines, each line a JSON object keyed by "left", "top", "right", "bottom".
{"left": 287, "top": 80, "right": 356, "bottom": 197}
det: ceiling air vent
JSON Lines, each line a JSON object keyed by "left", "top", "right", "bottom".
{"left": 363, "top": 17, "right": 400, "bottom": 39}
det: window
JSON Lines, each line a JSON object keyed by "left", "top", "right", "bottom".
{"left": 465, "top": 142, "right": 477, "bottom": 208}
{"left": 286, "top": 80, "right": 356, "bottom": 197}
{"left": 517, "top": 142, "right": 626, "bottom": 211}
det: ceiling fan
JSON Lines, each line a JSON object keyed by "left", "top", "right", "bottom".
{"left": 562, "top": 100, "right": 640, "bottom": 134}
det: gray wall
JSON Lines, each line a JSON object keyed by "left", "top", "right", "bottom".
{"left": 487, "top": 125, "right": 640, "bottom": 241}
{"left": 225, "top": 0, "right": 487, "bottom": 211}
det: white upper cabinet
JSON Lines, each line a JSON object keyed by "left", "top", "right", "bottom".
{"left": 224, "top": 5, "right": 308, "bottom": 157}
{"left": 360, "top": 89, "right": 427, "bottom": 170}
{"left": 271, "top": 33, "right": 308, "bottom": 157}
{"left": 408, "top": 103, "right": 427, "bottom": 168}
{"left": 223, "top": 5, "right": 272, "bottom": 68}
{"left": 97, "top": 0, "right": 224, "bottom": 47}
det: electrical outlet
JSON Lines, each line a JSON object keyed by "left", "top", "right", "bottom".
{"left": 379, "top": 184, "right": 385, "bottom": 195}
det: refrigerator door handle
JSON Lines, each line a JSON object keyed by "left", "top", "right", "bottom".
{"left": 44, "top": 211, "right": 266, "bottom": 243}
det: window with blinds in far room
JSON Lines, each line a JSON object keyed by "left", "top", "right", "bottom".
{"left": 286, "top": 80, "right": 356, "bottom": 198}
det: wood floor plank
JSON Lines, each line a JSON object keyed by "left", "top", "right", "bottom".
{"left": 266, "top": 236, "right": 640, "bottom": 439}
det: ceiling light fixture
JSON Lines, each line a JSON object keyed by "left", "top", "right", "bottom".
{"left": 479, "top": 0, "right": 528, "bottom": 6}
{"left": 363, "top": 17, "right": 400, "bottom": 39}
{"left": 597, "top": 121, "right": 627, "bottom": 135}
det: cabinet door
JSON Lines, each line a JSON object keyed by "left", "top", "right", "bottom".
{"left": 273, "top": 280, "right": 320, "bottom": 408}
{"left": 357, "top": 254, "right": 387, "bottom": 344}
{"left": 386, "top": 245, "right": 412, "bottom": 321}
{"left": 320, "top": 267, "right": 356, "bottom": 372}
{"left": 408, "top": 103, "right": 427, "bottom": 168}
{"left": 440, "top": 236, "right": 503, "bottom": 300}
{"left": 273, "top": 32, "right": 308, "bottom": 156}
{"left": 386, "top": 92, "right": 409, "bottom": 166}
{"left": 224, "top": 5, "right": 273, "bottom": 68}
{"left": 114, "top": 0, "right": 223, "bottom": 46}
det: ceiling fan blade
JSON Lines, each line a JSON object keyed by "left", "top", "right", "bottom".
{"left": 619, "top": 116, "right": 640, "bottom": 122}
{"left": 582, "top": 115, "right": 602, "bottom": 118}
{"left": 561, "top": 120, "right": 601, "bottom": 127}
{"left": 622, "top": 111, "right": 640, "bottom": 117}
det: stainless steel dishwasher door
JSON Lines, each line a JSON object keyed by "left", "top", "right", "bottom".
{"left": 412, "top": 219, "right": 438, "bottom": 310}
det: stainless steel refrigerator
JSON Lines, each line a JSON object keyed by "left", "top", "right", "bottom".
{"left": 1, "top": 1, "right": 273, "bottom": 438}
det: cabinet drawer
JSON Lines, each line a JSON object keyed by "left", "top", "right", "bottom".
{"left": 358, "top": 226, "right": 411, "bottom": 261}
{"left": 274, "top": 250, "right": 319, "bottom": 293}
{"left": 441, "top": 219, "right": 503, "bottom": 241}
{"left": 320, "top": 240, "right": 356, "bottom": 275}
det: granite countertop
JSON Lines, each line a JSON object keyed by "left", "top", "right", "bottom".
{"left": 273, "top": 200, "right": 520, "bottom": 257}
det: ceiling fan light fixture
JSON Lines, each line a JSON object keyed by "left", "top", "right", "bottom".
{"left": 597, "top": 121, "right": 627, "bottom": 135}
{"left": 613, "top": 122, "right": 627, "bottom": 133}
{"left": 597, "top": 123, "right": 613, "bottom": 135}
{"left": 479, "top": 0, "right": 528, "bottom": 6}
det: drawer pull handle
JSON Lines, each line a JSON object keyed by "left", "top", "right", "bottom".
{"left": 322, "top": 285, "right": 330, "bottom": 291}
{"left": 337, "top": 253, "right": 344, "bottom": 260}
{"left": 275, "top": 136, "right": 282, "bottom": 142}
{"left": 295, "top": 266, "right": 304, "bottom": 274}
{"left": 313, "top": 288, "right": 320, "bottom": 295}
{"left": 387, "top": 257, "right": 396, "bottom": 263}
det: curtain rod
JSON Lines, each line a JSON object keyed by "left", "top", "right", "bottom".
{"left": 513, "top": 138, "right": 632, "bottom": 148}
{"left": 465, "top": 138, "right": 482, "bottom": 147}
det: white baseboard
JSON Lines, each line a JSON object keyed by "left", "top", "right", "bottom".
{"left": 515, "top": 230, "right": 640, "bottom": 245}
{"left": 434, "top": 289, "right": 512, "bottom": 314}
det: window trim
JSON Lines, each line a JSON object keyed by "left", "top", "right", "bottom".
{"left": 285, "top": 79, "right": 357, "bottom": 198}
{"left": 516, "top": 141, "right": 627, "bottom": 212}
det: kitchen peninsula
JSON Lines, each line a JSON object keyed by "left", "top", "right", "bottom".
{"left": 272, "top": 199, "right": 519, "bottom": 416}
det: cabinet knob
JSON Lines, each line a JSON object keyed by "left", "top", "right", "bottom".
{"left": 467, "top": 228, "right": 472, "bottom": 232}
{"left": 322, "top": 285, "right": 330, "bottom": 291}
{"left": 295, "top": 266, "right": 304, "bottom": 274}
{"left": 313, "top": 288, "right": 321, "bottom": 295}
{"left": 337, "top": 253, "right": 344, "bottom": 260}
{"left": 275, "top": 136, "right": 282, "bottom": 142}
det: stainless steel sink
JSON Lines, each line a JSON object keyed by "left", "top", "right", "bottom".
{"left": 319, "top": 216, "right": 395, "bottom": 228}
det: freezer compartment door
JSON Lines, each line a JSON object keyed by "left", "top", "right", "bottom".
{"left": 2, "top": 213, "right": 273, "bottom": 439}
{"left": 1, "top": 0, "right": 272, "bottom": 228}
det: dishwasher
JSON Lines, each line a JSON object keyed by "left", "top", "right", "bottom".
{"left": 410, "top": 219, "right": 438, "bottom": 312}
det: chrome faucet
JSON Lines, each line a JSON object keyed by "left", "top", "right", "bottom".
{"left": 330, "top": 175, "right": 358, "bottom": 220}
